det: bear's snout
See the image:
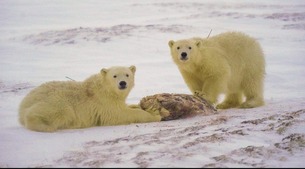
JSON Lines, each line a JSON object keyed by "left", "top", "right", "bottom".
{"left": 180, "top": 52, "right": 188, "bottom": 60}
{"left": 119, "top": 81, "right": 127, "bottom": 90}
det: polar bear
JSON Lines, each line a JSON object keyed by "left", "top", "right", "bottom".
{"left": 168, "top": 31, "right": 265, "bottom": 109}
{"left": 19, "top": 66, "right": 161, "bottom": 132}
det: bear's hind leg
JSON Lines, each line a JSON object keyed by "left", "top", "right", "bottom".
{"left": 240, "top": 98, "right": 264, "bottom": 108}
{"left": 216, "top": 92, "right": 243, "bottom": 109}
{"left": 240, "top": 79, "right": 264, "bottom": 108}
{"left": 25, "top": 113, "right": 57, "bottom": 132}
{"left": 23, "top": 102, "right": 72, "bottom": 132}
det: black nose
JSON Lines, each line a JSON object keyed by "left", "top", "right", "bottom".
{"left": 181, "top": 52, "right": 187, "bottom": 59}
{"left": 119, "top": 81, "right": 126, "bottom": 89}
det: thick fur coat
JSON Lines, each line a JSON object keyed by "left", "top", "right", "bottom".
{"left": 169, "top": 32, "right": 265, "bottom": 109}
{"left": 19, "top": 66, "right": 161, "bottom": 132}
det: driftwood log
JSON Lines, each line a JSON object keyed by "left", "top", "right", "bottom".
{"left": 139, "top": 93, "right": 217, "bottom": 121}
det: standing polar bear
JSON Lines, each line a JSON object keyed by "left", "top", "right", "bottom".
{"left": 19, "top": 66, "right": 161, "bottom": 132}
{"left": 168, "top": 31, "right": 265, "bottom": 109}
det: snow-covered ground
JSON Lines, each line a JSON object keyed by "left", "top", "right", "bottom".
{"left": 1, "top": 0, "right": 305, "bottom": 167}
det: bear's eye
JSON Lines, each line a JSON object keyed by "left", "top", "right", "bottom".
{"left": 126, "top": 74, "right": 129, "bottom": 77}
{"left": 113, "top": 75, "right": 117, "bottom": 78}
{"left": 177, "top": 47, "right": 180, "bottom": 50}
{"left": 189, "top": 47, "right": 192, "bottom": 50}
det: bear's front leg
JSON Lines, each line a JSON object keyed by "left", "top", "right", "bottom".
{"left": 198, "top": 76, "right": 228, "bottom": 106}
{"left": 145, "top": 105, "right": 170, "bottom": 119}
{"left": 128, "top": 104, "right": 141, "bottom": 109}
{"left": 194, "top": 90, "right": 213, "bottom": 105}
{"left": 180, "top": 70, "right": 202, "bottom": 93}
{"left": 129, "top": 103, "right": 169, "bottom": 118}
{"left": 126, "top": 107, "right": 162, "bottom": 123}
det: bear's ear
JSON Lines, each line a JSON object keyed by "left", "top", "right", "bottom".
{"left": 100, "top": 68, "right": 108, "bottom": 76}
{"left": 129, "top": 65, "right": 136, "bottom": 74}
{"left": 168, "top": 40, "right": 175, "bottom": 47}
{"left": 195, "top": 40, "right": 201, "bottom": 47}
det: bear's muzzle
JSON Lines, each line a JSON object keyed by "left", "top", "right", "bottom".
{"left": 119, "top": 81, "right": 127, "bottom": 90}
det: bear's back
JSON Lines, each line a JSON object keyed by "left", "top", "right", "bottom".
{"left": 19, "top": 81, "right": 84, "bottom": 110}
{"left": 211, "top": 32, "right": 264, "bottom": 67}
{"left": 211, "top": 32, "right": 258, "bottom": 50}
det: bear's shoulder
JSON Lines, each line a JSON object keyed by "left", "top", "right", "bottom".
{"left": 82, "top": 74, "right": 103, "bottom": 96}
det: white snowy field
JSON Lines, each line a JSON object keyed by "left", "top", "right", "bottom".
{"left": 1, "top": 0, "right": 305, "bottom": 167}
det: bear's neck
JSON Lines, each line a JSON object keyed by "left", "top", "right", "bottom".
{"left": 178, "top": 61, "right": 198, "bottom": 72}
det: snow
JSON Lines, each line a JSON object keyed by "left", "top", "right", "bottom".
{"left": 1, "top": 0, "right": 305, "bottom": 167}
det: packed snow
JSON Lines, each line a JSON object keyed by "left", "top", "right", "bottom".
{"left": 1, "top": 0, "right": 305, "bottom": 167}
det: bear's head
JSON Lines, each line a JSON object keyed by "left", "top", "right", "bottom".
{"left": 168, "top": 39, "right": 201, "bottom": 65}
{"left": 101, "top": 66, "right": 136, "bottom": 98}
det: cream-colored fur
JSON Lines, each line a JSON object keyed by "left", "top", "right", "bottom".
{"left": 168, "top": 31, "right": 265, "bottom": 109}
{"left": 19, "top": 66, "right": 161, "bottom": 132}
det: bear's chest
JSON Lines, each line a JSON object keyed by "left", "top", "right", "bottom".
{"left": 184, "top": 65, "right": 209, "bottom": 80}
